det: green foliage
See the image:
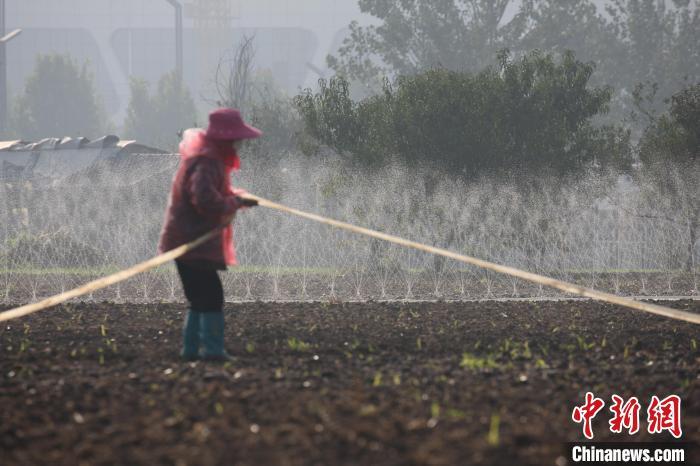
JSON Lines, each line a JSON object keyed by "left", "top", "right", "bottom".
{"left": 639, "top": 83, "right": 700, "bottom": 164}
{"left": 287, "top": 337, "right": 311, "bottom": 351}
{"left": 460, "top": 352, "right": 500, "bottom": 370}
{"left": 603, "top": 0, "right": 700, "bottom": 114}
{"left": 328, "top": 0, "right": 522, "bottom": 88}
{"left": 123, "top": 71, "right": 196, "bottom": 151}
{"left": 520, "top": 0, "right": 700, "bottom": 119}
{"left": 245, "top": 78, "right": 303, "bottom": 157}
{"left": 329, "top": 0, "right": 700, "bottom": 119}
{"left": 636, "top": 83, "right": 699, "bottom": 271}
{"left": 488, "top": 412, "right": 501, "bottom": 446}
{"left": 297, "top": 50, "right": 631, "bottom": 177}
{"left": 294, "top": 77, "right": 361, "bottom": 157}
{"left": 11, "top": 54, "right": 107, "bottom": 140}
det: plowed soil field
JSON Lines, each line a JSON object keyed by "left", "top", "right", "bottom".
{"left": 1, "top": 300, "right": 699, "bottom": 465}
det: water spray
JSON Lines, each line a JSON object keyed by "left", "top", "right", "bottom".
{"left": 0, "top": 194, "right": 698, "bottom": 325}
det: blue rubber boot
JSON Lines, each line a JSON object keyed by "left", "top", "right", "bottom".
{"left": 181, "top": 310, "right": 200, "bottom": 361}
{"left": 180, "top": 310, "right": 199, "bottom": 361}
{"left": 199, "top": 312, "right": 232, "bottom": 362}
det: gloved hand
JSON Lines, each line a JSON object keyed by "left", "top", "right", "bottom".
{"left": 232, "top": 188, "right": 258, "bottom": 208}
{"left": 236, "top": 196, "right": 258, "bottom": 208}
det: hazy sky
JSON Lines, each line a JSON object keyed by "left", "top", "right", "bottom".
{"left": 5, "top": 0, "right": 616, "bottom": 121}
{"left": 7, "top": 0, "right": 374, "bottom": 61}
{"left": 6, "top": 1, "right": 378, "bottom": 119}
{"left": 6, "top": 1, "right": 613, "bottom": 77}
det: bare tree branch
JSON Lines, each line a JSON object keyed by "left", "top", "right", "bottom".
{"left": 210, "top": 34, "right": 257, "bottom": 111}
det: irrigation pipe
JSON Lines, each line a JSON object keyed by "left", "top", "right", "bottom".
{"left": 0, "top": 194, "right": 698, "bottom": 325}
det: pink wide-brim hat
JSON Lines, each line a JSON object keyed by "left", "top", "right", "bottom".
{"left": 205, "top": 108, "right": 262, "bottom": 141}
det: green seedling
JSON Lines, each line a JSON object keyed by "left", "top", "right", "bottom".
{"left": 447, "top": 408, "right": 465, "bottom": 420}
{"left": 488, "top": 412, "right": 500, "bottom": 447}
{"left": 431, "top": 402, "right": 441, "bottom": 419}
{"left": 535, "top": 358, "right": 549, "bottom": 369}
{"left": 96, "top": 325, "right": 118, "bottom": 356}
{"left": 19, "top": 338, "right": 30, "bottom": 354}
{"left": 499, "top": 340, "right": 532, "bottom": 360}
{"left": 460, "top": 352, "right": 499, "bottom": 370}
{"left": 215, "top": 402, "right": 224, "bottom": 415}
{"left": 576, "top": 335, "right": 595, "bottom": 351}
{"left": 287, "top": 337, "right": 311, "bottom": 352}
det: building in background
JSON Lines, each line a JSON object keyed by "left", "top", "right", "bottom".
{"left": 4, "top": 0, "right": 369, "bottom": 124}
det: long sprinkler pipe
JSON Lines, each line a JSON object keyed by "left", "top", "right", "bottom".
{"left": 0, "top": 194, "right": 698, "bottom": 324}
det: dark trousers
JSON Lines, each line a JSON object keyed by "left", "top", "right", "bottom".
{"left": 175, "top": 260, "right": 224, "bottom": 312}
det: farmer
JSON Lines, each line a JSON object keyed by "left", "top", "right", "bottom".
{"left": 158, "top": 108, "right": 261, "bottom": 361}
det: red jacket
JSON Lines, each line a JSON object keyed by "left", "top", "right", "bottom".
{"left": 158, "top": 135, "right": 241, "bottom": 268}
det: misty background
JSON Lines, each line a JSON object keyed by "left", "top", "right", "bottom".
{"left": 2, "top": 0, "right": 372, "bottom": 125}
{"left": 0, "top": 0, "right": 698, "bottom": 301}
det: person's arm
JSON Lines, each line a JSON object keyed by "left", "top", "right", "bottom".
{"left": 186, "top": 159, "right": 240, "bottom": 222}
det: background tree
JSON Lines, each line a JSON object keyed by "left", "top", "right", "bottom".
{"left": 330, "top": 0, "right": 700, "bottom": 118}
{"left": 123, "top": 78, "right": 156, "bottom": 144}
{"left": 515, "top": 0, "right": 620, "bottom": 78}
{"left": 212, "top": 35, "right": 256, "bottom": 113}
{"left": 123, "top": 71, "right": 196, "bottom": 151}
{"left": 297, "top": 50, "right": 631, "bottom": 178}
{"left": 11, "top": 53, "right": 107, "bottom": 140}
{"left": 210, "top": 35, "right": 302, "bottom": 157}
{"left": 605, "top": 0, "right": 700, "bottom": 114}
{"left": 635, "top": 82, "right": 699, "bottom": 271}
{"left": 640, "top": 83, "right": 700, "bottom": 162}
{"left": 518, "top": 0, "right": 700, "bottom": 120}
{"left": 327, "top": 0, "right": 524, "bottom": 94}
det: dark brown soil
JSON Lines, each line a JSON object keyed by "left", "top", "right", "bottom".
{"left": 1, "top": 300, "right": 699, "bottom": 465}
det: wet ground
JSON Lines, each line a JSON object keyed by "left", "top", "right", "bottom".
{"left": 1, "top": 300, "right": 699, "bottom": 465}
